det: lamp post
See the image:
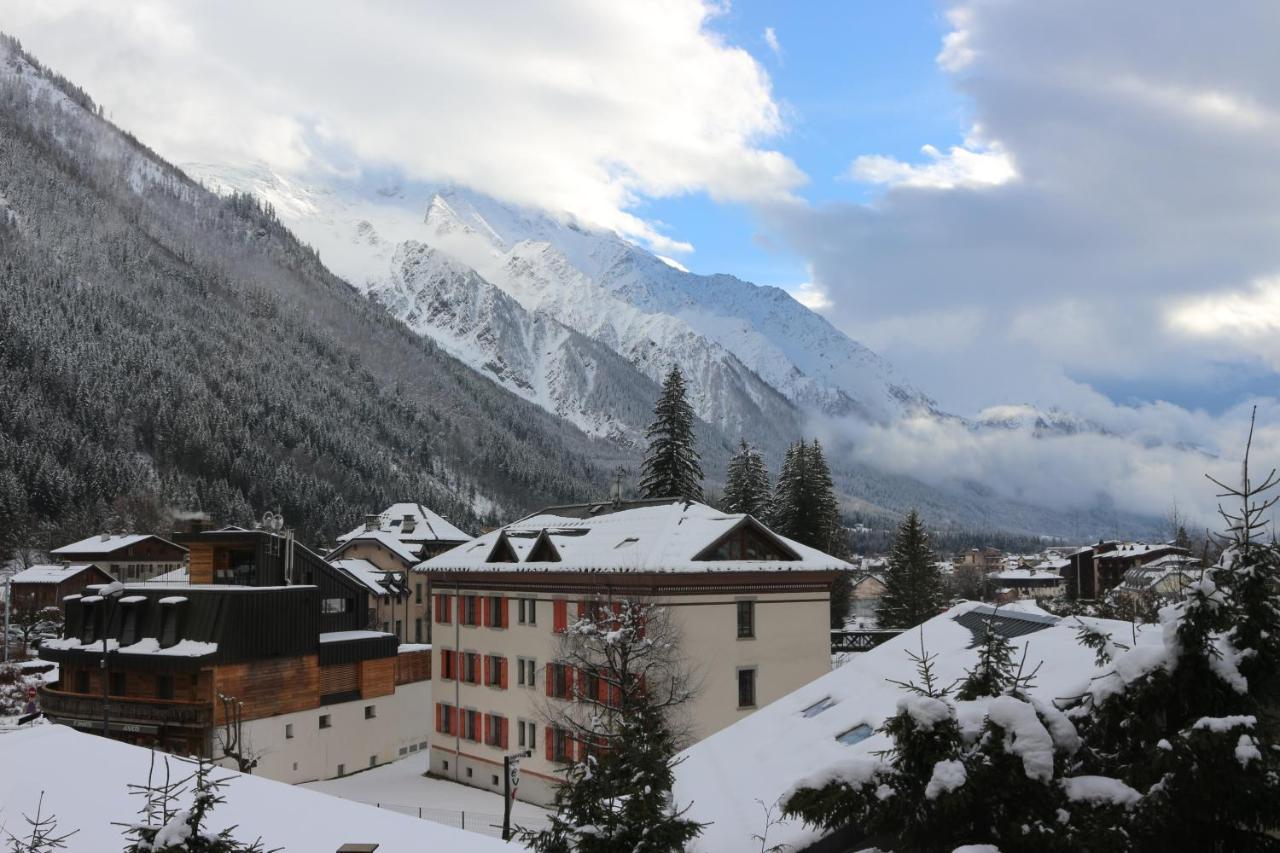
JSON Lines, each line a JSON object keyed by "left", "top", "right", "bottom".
{"left": 98, "top": 581, "right": 125, "bottom": 738}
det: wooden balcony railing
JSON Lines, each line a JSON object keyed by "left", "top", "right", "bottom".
{"left": 38, "top": 685, "right": 212, "bottom": 727}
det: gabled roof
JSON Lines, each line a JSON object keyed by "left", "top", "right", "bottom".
{"left": 10, "top": 564, "right": 104, "bottom": 584}
{"left": 673, "top": 602, "right": 1153, "bottom": 852}
{"left": 328, "top": 558, "right": 397, "bottom": 595}
{"left": 420, "top": 501, "right": 852, "bottom": 574}
{"left": 52, "top": 534, "right": 186, "bottom": 556}
{"left": 336, "top": 502, "right": 471, "bottom": 545}
{"left": 327, "top": 531, "right": 421, "bottom": 566}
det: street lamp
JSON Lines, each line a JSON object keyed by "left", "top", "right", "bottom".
{"left": 96, "top": 581, "right": 125, "bottom": 738}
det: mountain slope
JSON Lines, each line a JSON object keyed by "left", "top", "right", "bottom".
{"left": 0, "top": 36, "right": 628, "bottom": 549}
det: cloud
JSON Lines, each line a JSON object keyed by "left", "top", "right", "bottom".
{"left": 761, "top": 0, "right": 1280, "bottom": 416}
{"left": 0, "top": 0, "right": 804, "bottom": 252}
{"left": 763, "top": 26, "right": 782, "bottom": 60}
{"left": 850, "top": 136, "right": 1016, "bottom": 190}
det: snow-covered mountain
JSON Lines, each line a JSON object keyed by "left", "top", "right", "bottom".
{"left": 188, "top": 164, "right": 928, "bottom": 449}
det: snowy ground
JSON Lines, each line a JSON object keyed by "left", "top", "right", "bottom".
{"left": 303, "top": 752, "right": 552, "bottom": 837}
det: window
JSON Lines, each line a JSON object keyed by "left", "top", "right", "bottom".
{"left": 485, "top": 714, "right": 508, "bottom": 748}
{"left": 364, "top": 705, "right": 377, "bottom": 719}
{"left": 109, "top": 672, "right": 126, "bottom": 696}
{"left": 120, "top": 602, "right": 143, "bottom": 646}
{"left": 415, "top": 618, "right": 423, "bottom": 643}
{"left": 487, "top": 595, "right": 505, "bottom": 628}
{"left": 486, "top": 655, "right": 506, "bottom": 688}
{"left": 548, "top": 662, "right": 573, "bottom": 699}
{"left": 551, "top": 726, "right": 574, "bottom": 763}
{"left": 466, "top": 767, "right": 473, "bottom": 778}
{"left": 463, "top": 652, "right": 481, "bottom": 684}
{"left": 157, "top": 675, "right": 174, "bottom": 700}
{"left": 435, "top": 593, "right": 452, "bottom": 624}
{"left": 415, "top": 583, "right": 423, "bottom": 604}
{"left": 461, "top": 595, "right": 480, "bottom": 626}
{"left": 462, "top": 709, "right": 481, "bottom": 742}
{"left": 337, "top": 764, "right": 345, "bottom": 776}
{"left": 321, "top": 598, "right": 350, "bottom": 614}
{"left": 395, "top": 619, "right": 402, "bottom": 639}
{"left": 519, "top": 720, "right": 536, "bottom": 750}
{"left": 517, "top": 657, "right": 537, "bottom": 687}
{"left": 80, "top": 603, "right": 98, "bottom": 644}
{"left": 319, "top": 715, "right": 332, "bottom": 729}
{"left": 437, "top": 703, "right": 456, "bottom": 735}
{"left": 518, "top": 597, "right": 537, "bottom": 625}
{"left": 836, "top": 724, "right": 874, "bottom": 746}
{"left": 441, "top": 649, "right": 456, "bottom": 680}
{"left": 802, "top": 697, "right": 836, "bottom": 718}
{"left": 492, "top": 775, "right": 500, "bottom": 787}
{"left": 285, "top": 723, "right": 294, "bottom": 739}
{"left": 369, "top": 755, "right": 377, "bottom": 768}
{"left": 74, "top": 670, "right": 89, "bottom": 693}
{"left": 737, "top": 668, "right": 757, "bottom": 709}
{"left": 737, "top": 600, "right": 755, "bottom": 639}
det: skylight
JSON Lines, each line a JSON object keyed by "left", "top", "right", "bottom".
{"left": 835, "top": 724, "right": 873, "bottom": 746}
{"left": 801, "top": 697, "right": 836, "bottom": 718}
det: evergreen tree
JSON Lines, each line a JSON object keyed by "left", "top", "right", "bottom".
{"left": 955, "top": 615, "right": 1021, "bottom": 700}
{"left": 523, "top": 599, "right": 704, "bottom": 852}
{"left": 770, "top": 440, "right": 844, "bottom": 554}
{"left": 878, "top": 510, "right": 945, "bottom": 628}
{"left": 723, "top": 439, "right": 771, "bottom": 517}
{"left": 121, "top": 756, "right": 271, "bottom": 852}
{"left": 808, "top": 440, "right": 846, "bottom": 557}
{"left": 638, "top": 367, "right": 703, "bottom": 502}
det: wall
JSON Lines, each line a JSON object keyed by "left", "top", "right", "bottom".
{"left": 243, "top": 679, "right": 432, "bottom": 783}
{"left": 427, "top": 584, "right": 831, "bottom": 806}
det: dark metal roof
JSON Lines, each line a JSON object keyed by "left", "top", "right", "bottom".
{"left": 952, "top": 604, "right": 1059, "bottom": 646}
{"left": 526, "top": 497, "right": 685, "bottom": 520}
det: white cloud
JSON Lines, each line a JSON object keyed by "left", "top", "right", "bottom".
{"left": 850, "top": 136, "right": 1016, "bottom": 190}
{"left": 0, "top": 0, "right": 804, "bottom": 251}
{"left": 763, "top": 26, "right": 782, "bottom": 59}
{"left": 789, "top": 281, "right": 832, "bottom": 311}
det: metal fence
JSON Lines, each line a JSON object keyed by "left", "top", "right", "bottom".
{"left": 361, "top": 800, "right": 554, "bottom": 839}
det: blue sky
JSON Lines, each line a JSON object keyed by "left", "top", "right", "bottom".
{"left": 643, "top": 2, "right": 963, "bottom": 289}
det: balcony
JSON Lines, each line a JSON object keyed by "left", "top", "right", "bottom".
{"left": 38, "top": 685, "right": 212, "bottom": 729}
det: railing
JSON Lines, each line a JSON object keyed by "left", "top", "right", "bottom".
{"left": 830, "top": 628, "right": 903, "bottom": 654}
{"left": 37, "top": 685, "right": 211, "bottom": 727}
{"left": 361, "top": 801, "right": 553, "bottom": 839}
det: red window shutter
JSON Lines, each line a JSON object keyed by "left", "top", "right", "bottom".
{"left": 545, "top": 727, "right": 554, "bottom": 761}
{"left": 499, "top": 658, "right": 509, "bottom": 689}
{"left": 545, "top": 662, "right": 554, "bottom": 697}
{"left": 483, "top": 655, "right": 492, "bottom": 686}
{"left": 482, "top": 596, "right": 491, "bottom": 627}
{"left": 553, "top": 599, "right": 567, "bottom": 633}
{"left": 501, "top": 716, "right": 509, "bottom": 749}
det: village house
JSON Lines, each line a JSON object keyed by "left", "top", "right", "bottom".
{"left": 417, "top": 497, "right": 848, "bottom": 806}
{"left": 987, "top": 563, "right": 1067, "bottom": 602}
{"left": 848, "top": 571, "right": 886, "bottom": 625}
{"left": 327, "top": 502, "right": 473, "bottom": 645}
{"left": 37, "top": 526, "right": 431, "bottom": 784}
{"left": 50, "top": 533, "right": 187, "bottom": 582}
{"left": 8, "top": 563, "right": 115, "bottom": 611}
{"left": 1110, "top": 552, "right": 1201, "bottom": 609}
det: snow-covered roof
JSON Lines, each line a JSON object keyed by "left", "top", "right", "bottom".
{"left": 420, "top": 501, "right": 853, "bottom": 574}
{"left": 319, "top": 630, "right": 397, "bottom": 644}
{"left": 985, "top": 568, "right": 1065, "bottom": 583}
{"left": 337, "top": 502, "right": 471, "bottom": 545}
{"left": 329, "top": 557, "right": 396, "bottom": 594}
{"left": 329, "top": 530, "right": 424, "bottom": 565}
{"left": 0, "top": 726, "right": 511, "bottom": 853}
{"left": 674, "top": 601, "right": 1155, "bottom": 852}
{"left": 9, "top": 564, "right": 101, "bottom": 584}
{"left": 51, "top": 533, "right": 185, "bottom": 556}
{"left": 1096, "top": 542, "right": 1185, "bottom": 561}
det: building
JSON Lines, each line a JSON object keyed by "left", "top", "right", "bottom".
{"left": 51, "top": 534, "right": 187, "bottom": 583}
{"left": 329, "top": 503, "right": 472, "bottom": 645}
{"left": 672, "top": 602, "right": 1146, "bottom": 852}
{"left": 7, "top": 563, "right": 114, "bottom": 611}
{"left": 1061, "top": 541, "right": 1120, "bottom": 599}
{"left": 957, "top": 547, "right": 1003, "bottom": 571}
{"left": 1110, "top": 552, "right": 1200, "bottom": 608}
{"left": 37, "top": 527, "right": 432, "bottom": 784}
{"left": 418, "top": 498, "right": 848, "bottom": 805}
{"left": 329, "top": 556, "right": 428, "bottom": 645}
{"left": 987, "top": 564, "right": 1067, "bottom": 602}
{"left": 848, "top": 572, "right": 886, "bottom": 625}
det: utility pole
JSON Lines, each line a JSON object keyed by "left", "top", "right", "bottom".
{"left": 3, "top": 574, "right": 11, "bottom": 663}
{"left": 502, "top": 749, "right": 532, "bottom": 841}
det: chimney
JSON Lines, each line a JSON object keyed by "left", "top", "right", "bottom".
{"left": 365, "top": 514, "right": 380, "bottom": 532}
{"left": 402, "top": 514, "right": 416, "bottom": 534}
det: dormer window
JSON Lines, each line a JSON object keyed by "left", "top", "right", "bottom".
{"left": 120, "top": 599, "right": 146, "bottom": 646}
{"left": 694, "top": 520, "right": 799, "bottom": 562}
{"left": 158, "top": 598, "right": 187, "bottom": 648}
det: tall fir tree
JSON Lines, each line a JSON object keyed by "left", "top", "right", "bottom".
{"left": 769, "top": 440, "right": 844, "bottom": 554}
{"left": 638, "top": 367, "right": 703, "bottom": 502}
{"left": 723, "top": 439, "right": 771, "bottom": 517}
{"left": 878, "top": 510, "right": 945, "bottom": 629}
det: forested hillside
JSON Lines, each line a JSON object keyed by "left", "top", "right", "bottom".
{"left": 0, "top": 36, "right": 628, "bottom": 552}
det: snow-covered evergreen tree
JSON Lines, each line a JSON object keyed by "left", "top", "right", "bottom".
{"left": 638, "top": 367, "right": 703, "bottom": 501}
{"left": 770, "top": 440, "right": 844, "bottom": 554}
{"left": 723, "top": 439, "right": 771, "bottom": 518}
{"left": 878, "top": 510, "right": 944, "bottom": 628}
{"left": 121, "top": 756, "right": 270, "bottom": 852}
{"left": 523, "top": 599, "right": 703, "bottom": 852}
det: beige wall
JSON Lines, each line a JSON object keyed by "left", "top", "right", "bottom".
{"left": 428, "top": 586, "right": 831, "bottom": 806}
{"left": 239, "top": 678, "right": 432, "bottom": 784}
{"left": 329, "top": 540, "right": 431, "bottom": 643}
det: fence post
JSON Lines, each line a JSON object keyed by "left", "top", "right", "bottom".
{"left": 461, "top": 811, "right": 466, "bottom": 830}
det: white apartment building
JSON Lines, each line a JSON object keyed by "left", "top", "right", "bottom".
{"left": 418, "top": 498, "right": 847, "bottom": 805}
